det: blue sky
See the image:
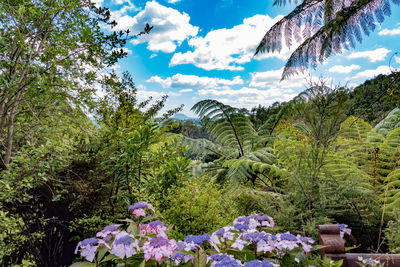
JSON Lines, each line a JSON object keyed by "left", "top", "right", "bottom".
{"left": 97, "top": 0, "right": 400, "bottom": 116}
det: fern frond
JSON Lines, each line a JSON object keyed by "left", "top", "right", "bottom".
{"left": 257, "top": 0, "right": 399, "bottom": 79}
{"left": 375, "top": 108, "right": 400, "bottom": 137}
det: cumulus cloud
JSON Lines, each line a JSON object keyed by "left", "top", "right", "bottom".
{"left": 170, "top": 14, "right": 294, "bottom": 71}
{"left": 198, "top": 86, "right": 298, "bottom": 109}
{"left": 353, "top": 65, "right": 391, "bottom": 79}
{"left": 147, "top": 74, "right": 244, "bottom": 89}
{"left": 379, "top": 27, "right": 400, "bottom": 36}
{"left": 249, "top": 68, "right": 314, "bottom": 90}
{"left": 179, "top": 89, "right": 193, "bottom": 93}
{"left": 168, "top": 0, "right": 182, "bottom": 3}
{"left": 127, "top": 1, "right": 198, "bottom": 53}
{"left": 347, "top": 48, "right": 391, "bottom": 62}
{"left": 328, "top": 64, "right": 361, "bottom": 74}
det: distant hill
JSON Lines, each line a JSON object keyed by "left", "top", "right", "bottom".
{"left": 172, "top": 113, "right": 201, "bottom": 124}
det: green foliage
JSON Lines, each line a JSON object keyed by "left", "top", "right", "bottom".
{"left": 384, "top": 211, "right": 400, "bottom": 253}
{"left": 162, "top": 176, "right": 237, "bottom": 240}
{"left": 187, "top": 99, "right": 284, "bottom": 188}
{"left": 348, "top": 73, "right": 400, "bottom": 124}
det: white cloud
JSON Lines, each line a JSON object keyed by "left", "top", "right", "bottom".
{"left": 193, "top": 70, "right": 324, "bottom": 110}
{"left": 170, "top": 14, "right": 294, "bottom": 71}
{"left": 328, "top": 64, "right": 361, "bottom": 74}
{"left": 92, "top": 0, "right": 104, "bottom": 7}
{"left": 249, "top": 68, "right": 314, "bottom": 89}
{"left": 168, "top": 0, "right": 182, "bottom": 3}
{"left": 136, "top": 88, "right": 180, "bottom": 100}
{"left": 347, "top": 48, "right": 391, "bottom": 62}
{"left": 109, "top": 1, "right": 140, "bottom": 30}
{"left": 353, "top": 65, "right": 391, "bottom": 79}
{"left": 147, "top": 74, "right": 244, "bottom": 89}
{"left": 128, "top": 1, "right": 198, "bottom": 53}
{"left": 395, "top": 56, "right": 400, "bottom": 64}
{"left": 198, "top": 86, "right": 298, "bottom": 109}
{"left": 379, "top": 27, "right": 400, "bottom": 36}
{"left": 179, "top": 89, "right": 193, "bottom": 93}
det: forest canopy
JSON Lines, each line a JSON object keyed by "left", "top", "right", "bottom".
{"left": 1, "top": 0, "right": 400, "bottom": 266}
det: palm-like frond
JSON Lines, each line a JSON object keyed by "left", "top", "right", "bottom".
{"left": 192, "top": 99, "right": 257, "bottom": 156}
{"left": 375, "top": 108, "right": 400, "bottom": 137}
{"left": 184, "top": 100, "right": 286, "bottom": 185}
{"left": 256, "top": 0, "right": 399, "bottom": 79}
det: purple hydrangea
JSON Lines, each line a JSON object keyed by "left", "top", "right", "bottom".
{"left": 233, "top": 223, "right": 250, "bottom": 231}
{"left": 209, "top": 254, "right": 232, "bottom": 262}
{"left": 337, "top": 223, "right": 351, "bottom": 238}
{"left": 75, "top": 237, "right": 109, "bottom": 262}
{"left": 170, "top": 252, "right": 194, "bottom": 265}
{"left": 233, "top": 214, "right": 274, "bottom": 230}
{"left": 242, "top": 231, "right": 267, "bottom": 243}
{"left": 96, "top": 224, "right": 121, "bottom": 240}
{"left": 184, "top": 234, "right": 210, "bottom": 246}
{"left": 110, "top": 231, "right": 139, "bottom": 259}
{"left": 213, "top": 258, "right": 243, "bottom": 267}
{"left": 208, "top": 254, "right": 243, "bottom": 267}
{"left": 128, "top": 201, "right": 154, "bottom": 218}
{"left": 279, "top": 233, "right": 297, "bottom": 241}
{"left": 245, "top": 260, "right": 274, "bottom": 267}
{"left": 215, "top": 228, "right": 225, "bottom": 236}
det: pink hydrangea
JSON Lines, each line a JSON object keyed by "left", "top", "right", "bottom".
{"left": 142, "top": 236, "right": 176, "bottom": 262}
{"left": 128, "top": 201, "right": 154, "bottom": 218}
{"left": 141, "top": 220, "right": 167, "bottom": 237}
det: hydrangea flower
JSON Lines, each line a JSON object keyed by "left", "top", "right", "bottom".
{"left": 208, "top": 254, "right": 243, "bottom": 267}
{"left": 214, "top": 227, "right": 235, "bottom": 241}
{"left": 245, "top": 259, "right": 275, "bottom": 267}
{"left": 170, "top": 252, "right": 194, "bottom": 265}
{"left": 128, "top": 201, "right": 155, "bottom": 218}
{"left": 141, "top": 220, "right": 167, "bottom": 237}
{"left": 242, "top": 231, "right": 268, "bottom": 243}
{"left": 75, "top": 237, "right": 109, "bottom": 262}
{"left": 275, "top": 233, "right": 299, "bottom": 251}
{"left": 231, "top": 237, "right": 248, "bottom": 251}
{"left": 233, "top": 223, "right": 250, "bottom": 231}
{"left": 96, "top": 224, "right": 121, "bottom": 241}
{"left": 297, "top": 235, "right": 314, "bottom": 253}
{"left": 184, "top": 234, "right": 210, "bottom": 246}
{"left": 176, "top": 240, "right": 197, "bottom": 252}
{"left": 357, "top": 256, "right": 382, "bottom": 267}
{"left": 337, "top": 224, "right": 352, "bottom": 238}
{"left": 250, "top": 214, "right": 275, "bottom": 230}
{"left": 142, "top": 236, "right": 176, "bottom": 261}
{"left": 234, "top": 214, "right": 274, "bottom": 230}
{"left": 110, "top": 231, "right": 139, "bottom": 259}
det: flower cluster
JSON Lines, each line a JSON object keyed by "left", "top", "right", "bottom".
{"left": 129, "top": 201, "right": 155, "bottom": 218}
{"left": 357, "top": 256, "right": 384, "bottom": 267}
{"left": 74, "top": 201, "right": 316, "bottom": 266}
{"left": 337, "top": 223, "right": 352, "bottom": 238}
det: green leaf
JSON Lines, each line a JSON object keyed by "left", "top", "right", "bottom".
{"left": 69, "top": 262, "right": 96, "bottom": 267}
{"left": 100, "top": 254, "right": 119, "bottom": 263}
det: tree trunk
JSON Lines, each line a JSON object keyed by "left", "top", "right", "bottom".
{"left": 4, "top": 91, "right": 22, "bottom": 168}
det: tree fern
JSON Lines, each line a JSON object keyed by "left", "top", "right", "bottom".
{"left": 183, "top": 100, "right": 285, "bottom": 185}
{"left": 375, "top": 108, "right": 400, "bottom": 137}
{"left": 256, "top": 0, "right": 400, "bottom": 79}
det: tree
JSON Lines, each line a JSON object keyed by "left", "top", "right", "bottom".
{"left": 186, "top": 99, "right": 285, "bottom": 188}
{"left": 255, "top": 0, "right": 400, "bottom": 79}
{"left": 0, "top": 0, "right": 145, "bottom": 168}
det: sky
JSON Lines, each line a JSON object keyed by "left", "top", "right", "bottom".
{"left": 96, "top": 0, "right": 400, "bottom": 116}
